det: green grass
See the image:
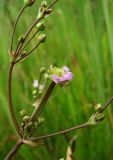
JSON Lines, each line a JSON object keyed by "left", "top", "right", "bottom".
{"left": 0, "top": 0, "right": 113, "bottom": 159}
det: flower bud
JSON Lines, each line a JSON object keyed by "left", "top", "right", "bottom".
{"left": 37, "top": 22, "right": 46, "bottom": 31}
{"left": 20, "top": 109, "right": 27, "bottom": 117}
{"left": 32, "top": 90, "right": 37, "bottom": 95}
{"left": 38, "top": 117, "right": 45, "bottom": 126}
{"left": 23, "top": 116, "right": 30, "bottom": 122}
{"left": 45, "top": 8, "right": 52, "bottom": 15}
{"left": 20, "top": 122, "right": 25, "bottom": 127}
{"left": 40, "top": 67, "right": 46, "bottom": 73}
{"left": 44, "top": 73, "right": 49, "bottom": 79}
{"left": 41, "top": 1, "right": 47, "bottom": 8}
{"left": 95, "top": 103, "right": 102, "bottom": 112}
{"left": 38, "top": 34, "right": 46, "bottom": 43}
{"left": 95, "top": 113, "right": 105, "bottom": 122}
{"left": 33, "top": 122, "right": 38, "bottom": 128}
{"left": 24, "top": 0, "right": 35, "bottom": 7}
{"left": 18, "top": 35, "right": 25, "bottom": 43}
{"left": 25, "top": 122, "right": 33, "bottom": 131}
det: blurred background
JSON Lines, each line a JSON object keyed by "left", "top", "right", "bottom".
{"left": 0, "top": 0, "right": 113, "bottom": 159}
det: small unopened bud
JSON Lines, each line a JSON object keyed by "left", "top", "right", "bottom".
{"left": 41, "top": 1, "right": 47, "bottom": 8}
{"left": 40, "top": 67, "right": 46, "bottom": 73}
{"left": 45, "top": 8, "right": 52, "bottom": 15}
{"left": 37, "top": 22, "right": 46, "bottom": 31}
{"left": 33, "top": 122, "right": 38, "bottom": 128}
{"left": 32, "top": 90, "right": 37, "bottom": 95}
{"left": 20, "top": 109, "right": 27, "bottom": 117}
{"left": 95, "top": 103, "right": 102, "bottom": 112}
{"left": 20, "top": 122, "right": 25, "bottom": 127}
{"left": 38, "top": 34, "right": 46, "bottom": 43}
{"left": 25, "top": 122, "right": 33, "bottom": 131}
{"left": 38, "top": 117, "right": 45, "bottom": 126}
{"left": 95, "top": 113, "right": 105, "bottom": 122}
{"left": 44, "top": 73, "right": 49, "bottom": 79}
{"left": 18, "top": 35, "right": 25, "bottom": 43}
{"left": 24, "top": 0, "right": 35, "bottom": 7}
{"left": 23, "top": 116, "right": 30, "bottom": 122}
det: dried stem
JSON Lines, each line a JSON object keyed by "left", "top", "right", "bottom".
{"left": 4, "top": 139, "right": 23, "bottom": 160}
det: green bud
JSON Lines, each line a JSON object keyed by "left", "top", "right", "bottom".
{"left": 95, "top": 113, "right": 105, "bottom": 122}
{"left": 24, "top": 0, "right": 35, "bottom": 7}
{"left": 95, "top": 103, "right": 102, "bottom": 112}
{"left": 20, "top": 109, "right": 27, "bottom": 117}
{"left": 25, "top": 122, "right": 33, "bottom": 131}
{"left": 18, "top": 35, "right": 25, "bottom": 43}
{"left": 20, "top": 122, "right": 25, "bottom": 127}
{"left": 44, "top": 73, "right": 49, "bottom": 79}
{"left": 38, "top": 34, "right": 46, "bottom": 43}
{"left": 38, "top": 117, "right": 45, "bottom": 126}
{"left": 33, "top": 122, "right": 38, "bottom": 128}
{"left": 45, "top": 8, "right": 52, "bottom": 15}
{"left": 23, "top": 116, "right": 30, "bottom": 122}
{"left": 32, "top": 90, "right": 37, "bottom": 95}
{"left": 40, "top": 67, "right": 46, "bottom": 73}
{"left": 37, "top": 22, "right": 46, "bottom": 31}
{"left": 41, "top": 1, "right": 47, "bottom": 8}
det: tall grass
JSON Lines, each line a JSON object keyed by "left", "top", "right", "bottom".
{"left": 0, "top": 0, "right": 113, "bottom": 159}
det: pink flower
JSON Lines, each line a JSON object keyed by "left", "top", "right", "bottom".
{"left": 50, "top": 66, "right": 73, "bottom": 85}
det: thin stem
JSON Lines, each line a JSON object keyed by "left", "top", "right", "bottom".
{"left": 8, "top": 63, "right": 22, "bottom": 137}
{"left": 14, "top": 42, "right": 41, "bottom": 64}
{"left": 15, "top": 18, "right": 41, "bottom": 56}
{"left": 30, "top": 81, "right": 56, "bottom": 122}
{"left": 30, "top": 122, "right": 90, "bottom": 141}
{"left": 100, "top": 96, "right": 113, "bottom": 113}
{"left": 15, "top": 0, "right": 59, "bottom": 57}
{"left": 4, "top": 139, "right": 23, "bottom": 160}
{"left": 10, "top": 6, "right": 26, "bottom": 53}
{"left": 19, "top": 30, "right": 39, "bottom": 53}
{"left": 48, "top": 0, "right": 59, "bottom": 9}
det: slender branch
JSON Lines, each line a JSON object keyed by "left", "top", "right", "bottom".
{"left": 30, "top": 81, "right": 56, "bottom": 122}
{"left": 8, "top": 63, "right": 22, "bottom": 137}
{"left": 10, "top": 6, "right": 26, "bottom": 53}
{"left": 4, "top": 139, "right": 23, "bottom": 160}
{"left": 48, "top": 0, "right": 59, "bottom": 9}
{"left": 30, "top": 122, "right": 90, "bottom": 141}
{"left": 14, "top": 42, "right": 41, "bottom": 64}
{"left": 15, "top": 18, "right": 41, "bottom": 57}
{"left": 19, "top": 30, "right": 39, "bottom": 53}
{"left": 15, "top": 0, "right": 59, "bottom": 57}
{"left": 100, "top": 96, "right": 113, "bottom": 113}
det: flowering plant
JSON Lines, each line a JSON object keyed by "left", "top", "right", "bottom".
{"left": 4, "top": 0, "right": 113, "bottom": 159}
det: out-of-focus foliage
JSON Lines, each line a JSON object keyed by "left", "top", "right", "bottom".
{"left": 0, "top": 0, "right": 113, "bottom": 159}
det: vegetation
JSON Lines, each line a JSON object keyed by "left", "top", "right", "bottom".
{"left": 0, "top": 0, "right": 113, "bottom": 159}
